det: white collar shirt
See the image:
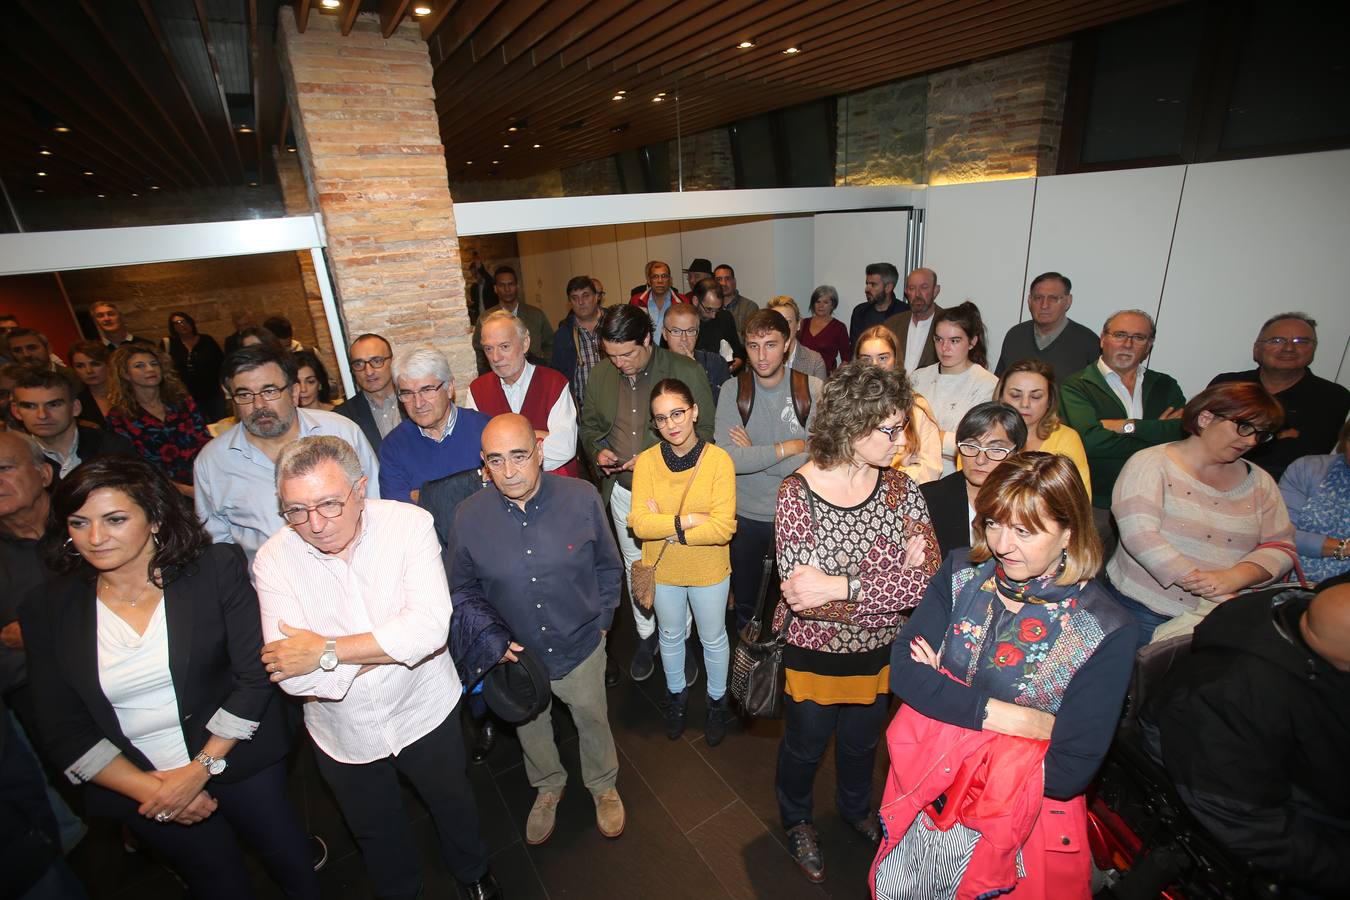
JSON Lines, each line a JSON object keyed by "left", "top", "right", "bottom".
{"left": 1097, "top": 357, "right": 1147, "bottom": 420}
{"left": 905, "top": 315, "right": 935, "bottom": 373}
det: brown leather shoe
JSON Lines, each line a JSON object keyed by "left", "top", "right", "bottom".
{"left": 594, "top": 787, "right": 625, "bottom": 838}
{"left": 525, "top": 790, "right": 563, "bottom": 845}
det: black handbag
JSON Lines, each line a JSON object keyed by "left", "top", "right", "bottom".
{"left": 729, "top": 474, "right": 815, "bottom": 718}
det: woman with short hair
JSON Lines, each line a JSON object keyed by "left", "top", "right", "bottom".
{"left": 106, "top": 345, "right": 210, "bottom": 496}
{"left": 996, "top": 358, "right": 1091, "bottom": 494}
{"left": 878, "top": 452, "right": 1136, "bottom": 900}
{"left": 854, "top": 325, "right": 942, "bottom": 484}
{"left": 797, "top": 285, "right": 852, "bottom": 375}
{"left": 909, "top": 302, "right": 999, "bottom": 476}
{"left": 772, "top": 361, "right": 938, "bottom": 883}
{"left": 1108, "top": 381, "right": 1295, "bottom": 644}
{"left": 23, "top": 457, "right": 318, "bottom": 900}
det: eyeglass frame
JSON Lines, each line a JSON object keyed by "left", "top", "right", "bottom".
{"left": 1215, "top": 414, "right": 1276, "bottom": 444}
{"left": 663, "top": 325, "right": 699, "bottom": 339}
{"left": 231, "top": 384, "right": 289, "bottom": 406}
{"left": 1255, "top": 336, "right": 1315, "bottom": 347}
{"left": 350, "top": 355, "right": 391, "bottom": 371}
{"left": 482, "top": 444, "right": 537, "bottom": 472}
{"left": 1105, "top": 330, "right": 1153, "bottom": 345}
{"left": 875, "top": 417, "right": 910, "bottom": 440}
{"left": 652, "top": 407, "right": 691, "bottom": 427}
{"left": 280, "top": 481, "right": 359, "bottom": 526}
{"left": 957, "top": 441, "right": 1014, "bottom": 461}
{"left": 395, "top": 381, "right": 447, "bottom": 402}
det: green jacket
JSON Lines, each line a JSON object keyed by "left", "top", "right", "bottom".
{"left": 473, "top": 302, "right": 554, "bottom": 374}
{"left": 1059, "top": 360, "right": 1186, "bottom": 508}
{"left": 579, "top": 346, "right": 716, "bottom": 503}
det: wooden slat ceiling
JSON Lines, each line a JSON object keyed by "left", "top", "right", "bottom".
{"left": 0, "top": 0, "right": 1179, "bottom": 203}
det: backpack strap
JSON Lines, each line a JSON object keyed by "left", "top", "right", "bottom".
{"left": 790, "top": 369, "right": 812, "bottom": 428}
{"left": 736, "top": 369, "right": 755, "bottom": 426}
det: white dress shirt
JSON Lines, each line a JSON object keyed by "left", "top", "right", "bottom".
{"left": 194, "top": 408, "right": 381, "bottom": 566}
{"left": 905, "top": 315, "right": 935, "bottom": 373}
{"left": 97, "top": 601, "right": 191, "bottom": 771}
{"left": 1097, "top": 357, "right": 1147, "bottom": 420}
{"left": 460, "top": 362, "right": 578, "bottom": 472}
{"left": 253, "top": 499, "right": 461, "bottom": 764}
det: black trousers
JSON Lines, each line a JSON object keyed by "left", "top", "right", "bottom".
{"left": 313, "top": 705, "right": 488, "bottom": 900}
{"left": 775, "top": 695, "right": 890, "bottom": 830}
{"left": 729, "top": 515, "right": 777, "bottom": 632}
{"left": 89, "top": 759, "right": 319, "bottom": 900}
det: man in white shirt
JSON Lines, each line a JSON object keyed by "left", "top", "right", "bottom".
{"left": 255, "top": 436, "right": 499, "bottom": 900}
{"left": 90, "top": 301, "right": 139, "bottom": 349}
{"left": 194, "top": 345, "right": 380, "bottom": 564}
{"left": 883, "top": 267, "right": 942, "bottom": 372}
{"left": 463, "top": 310, "right": 579, "bottom": 475}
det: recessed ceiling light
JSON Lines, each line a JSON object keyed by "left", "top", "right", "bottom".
{"left": 131, "top": 192, "right": 139, "bottom": 197}
{"left": 97, "top": 193, "right": 106, "bottom": 198}
{"left": 249, "top": 181, "right": 258, "bottom": 187}
{"left": 507, "top": 126, "right": 518, "bottom": 132}
{"left": 502, "top": 143, "right": 510, "bottom": 148}
{"left": 612, "top": 94, "right": 626, "bottom": 101}
{"left": 52, "top": 123, "right": 71, "bottom": 134}
{"left": 320, "top": 0, "right": 340, "bottom": 8}
{"left": 287, "top": 146, "right": 297, "bottom": 152}
{"left": 39, "top": 147, "right": 53, "bottom": 156}
{"left": 532, "top": 143, "right": 541, "bottom": 149}
{"left": 237, "top": 124, "right": 253, "bottom": 133}
{"left": 82, "top": 170, "right": 94, "bottom": 176}
{"left": 150, "top": 185, "right": 160, "bottom": 190}
{"left": 466, "top": 160, "right": 473, "bottom": 165}
{"left": 652, "top": 95, "right": 664, "bottom": 103}
{"left": 783, "top": 46, "right": 801, "bottom": 55}
{"left": 412, "top": 3, "right": 432, "bottom": 15}
{"left": 33, "top": 188, "right": 43, "bottom": 193}
{"left": 491, "top": 159, "right": 499, "bottom": 165}
{"left": 737, "top": 40, "right": 755, "bottom": 49}
{"left": 35, "top": 171, "right": 47, "bottom": 177}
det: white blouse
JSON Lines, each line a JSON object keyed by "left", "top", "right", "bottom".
{"left": 908, "top": 363, "right": 1000, "bottom": 475}
{"left": 97, "top": 600, "right": 191, "bottom": 772}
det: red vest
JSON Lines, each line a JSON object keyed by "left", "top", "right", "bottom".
{"left": 468, "top": 365, "right": 579, "bottom": 477}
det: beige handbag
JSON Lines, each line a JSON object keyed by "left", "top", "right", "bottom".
{"left": 629, "top": 450, "right": 705, "bottom": 610}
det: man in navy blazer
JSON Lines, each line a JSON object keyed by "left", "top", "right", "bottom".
{"left": 333, "top": 333, "right": 403, "bottom": 452}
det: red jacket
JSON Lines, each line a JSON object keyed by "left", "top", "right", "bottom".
{"left": 628, "top": 287, "right": 690, "bottom": 307}
{"left": 871, "top": 703, "right": 1091, "bottom": 900}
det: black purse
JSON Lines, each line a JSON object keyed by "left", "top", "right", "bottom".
{"left": 729, "top": 474, "right": 815, "bottom": 719}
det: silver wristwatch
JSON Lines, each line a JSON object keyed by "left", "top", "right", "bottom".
{"left": 319, "top": 638, "right": 339, "bottom": 672}
{"left": 1121, "top": 420, "right": 1137, "bottom": 435}
{"left": 194, "top": 751, "right": 228, "bottom": 776}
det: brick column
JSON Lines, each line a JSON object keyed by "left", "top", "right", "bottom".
{"left": 278, "top": 12, "right": 472, "bottom": 380}
{"left": 273, "top": 147, "right": 340, "bottom": 381}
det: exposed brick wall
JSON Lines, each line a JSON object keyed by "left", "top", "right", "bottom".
{"left": 450, "top": 171, "right": 564, "bottom": 202}
{"left": 836, "top": 41, "right": 1072, "bottom": 186}
{"left": 668, "top": 128, "right": 735, "bottom": 191}
{"left": 279, "top": 12, "right": 473, "bottom": 380}
{"left": 560, "top": 158, "right": 622, "bottom": 196}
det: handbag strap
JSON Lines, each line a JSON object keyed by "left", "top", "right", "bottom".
{"left": 649, "top": 446, "right": 708, "bottom": 570}
{"left": 771, "top": 472, "right": 823, "bottom": 642}
{"left": 1253, "top": 540, "right": 1309, "bottom": 589}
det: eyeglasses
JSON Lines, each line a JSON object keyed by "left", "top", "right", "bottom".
{"left": 664, "top": 326, "right": 698, "bottom": 338}
{"left": 231, "top": 385, "right": 286, "bottom": 405}
{"left": 396, "top": 382, "right": 445, "bottom": 402}
{"left": 653, "top": 407, "right": 690, "bottom": 426}
{"left": 281, "top": 482, "right": 358, "bottom": 525}
{"left": 350, "top": 355, "right": 390, "bottom": 371}
{"left": 1218, "top": 415, "right": 1275, "bottom": 443}
{"left": 875, "top": 419, "right": 909, "bottom": 439}
{"left": 1106, "top": 331, "right": 1152, "bottom": 344}
{"left": 483, "top": 446, "right": 536, "bottom": 471}
{"left": 958, "top": 441, "right": 1013, "bottom": 461}
{"left": 1256, "top": 336, "right": 1315, "bottom": 347}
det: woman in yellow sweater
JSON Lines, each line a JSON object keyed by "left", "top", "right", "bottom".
{"left": 629, "top": 378, "right": 738, "bottom": 745}
{"left": 996, "top": 358, "right": 1092, "bottom": 495}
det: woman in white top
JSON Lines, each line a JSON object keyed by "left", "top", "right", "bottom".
{"left": 854, "top": 325, "right": 943, "bottom": 484}
{"left": 23, "top": 456, "right": 318, "bottom": 900}
{"left": 908, "top": 301, "right": 1000, "bottom": 475}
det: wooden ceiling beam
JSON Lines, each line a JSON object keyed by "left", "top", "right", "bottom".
{"left": 428, "top": 0, "right": 505, "bottom": 61}
{"left": 0, "top": 95, "right": 164, "bottom": 194}
{"left": 559, "top": 0, "right": 722, "bottom": 69}
{"left": 131, "top": 0, "right": 234, "bottom": 184}
{"left": 470, "top": 0, "right": 551, "bottom": 61}
{"left": 190, "top": 0, "right": 248, "bottom": 180}
{"left": 418, "top": 0, "right": 460, "bottom": 39}
{"left": 378, "top": 0, "right": 415, "bottom": 38}
{"left": 14, "top": 0, "right": 206, "bottom": 189}
{"left": 0, "top": 120, "right": 147, "bottom": 196}
{"left": 500, "top": 0, "right": 610, "bottom": 64}
{"left": 294, "top": 0, "right": 313, "bottom": 33}
{"left": 339, "top": 0, "right": 363, "bottom": 35}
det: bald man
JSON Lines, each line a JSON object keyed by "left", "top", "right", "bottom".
{"left": 883, "top": 267, "right": 943, "bottom": 372}
{"left": 451, "top": 414, "right": 625, "bottom": 845}
{"left": 1145, "top": 579, "right": 1350, "bottom": 896}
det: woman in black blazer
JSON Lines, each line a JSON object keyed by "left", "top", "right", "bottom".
{"left": 21, "top": 457, "right": 318, "bottom": 900}
{"left": 920, "top": 402, "right": 1028, "bottom": 560}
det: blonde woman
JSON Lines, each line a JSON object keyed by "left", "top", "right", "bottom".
{"left": 855, "top": 325, "right": 943, "bottom": 484}
{"left": 106, "top": 344, "right": 210, "bottom": 495}
{"left": 996, "top": 358, "right": 1091, "bottom": 495}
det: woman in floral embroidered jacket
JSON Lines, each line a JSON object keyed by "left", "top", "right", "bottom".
{"left": 771, "top": 361, "right": 940, "bottom": 884}
{"left": 107, "top": 344, "right": 210, "bottom": 497}
{"left": 878, "top": 452, "right": 1136, "bottom": 900}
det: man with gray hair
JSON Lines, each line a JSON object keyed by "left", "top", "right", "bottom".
{"left": 195, "top": 344, "right": 379, "bottom": 564}
{"left": 1210, "top": 311, "right": 1350, "bottom": 479}
{"left": 90, "top": 301, "right": 138, "bottom": 349}
{"left": 377, "top": 347, "right": 490, "bottom": 503}
{"left": 255, "top": 436, "right": 499, "bottom": 900}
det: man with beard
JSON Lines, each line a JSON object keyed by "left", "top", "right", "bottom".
{"left": 195, "top": 344, "right": 380, "bottom": 564}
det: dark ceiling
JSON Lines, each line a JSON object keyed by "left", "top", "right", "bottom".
{"left": 0, "top": 0, "right": 1179, "bottom": 205}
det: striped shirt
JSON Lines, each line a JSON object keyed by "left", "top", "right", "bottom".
{"left": 253, "top": 499, "right": 461, "bottom": 764}
{"left": 1108, "top": 443, "right": 1294, "bottom": 617}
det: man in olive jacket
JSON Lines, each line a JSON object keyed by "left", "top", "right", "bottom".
{"left": 579, "top": 305, "right": 715, "bottom": 681}
{"left": 1060, "top": 308, "right": 1186, "bottom": 512}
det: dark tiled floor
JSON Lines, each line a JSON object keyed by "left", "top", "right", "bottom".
{"left": 65, "top": 614, "right": 891, "bottom": 899}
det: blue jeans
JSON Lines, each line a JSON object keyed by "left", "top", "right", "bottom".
{"left": 653, "top": 577, "right": 731, "bottom": 699}
{"left": 1102, "top": 577, "right": 1172, "bottom": 650}
{"left": 776, "top": 695, "right": 890, "bottom": 829}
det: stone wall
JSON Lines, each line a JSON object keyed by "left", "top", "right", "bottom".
{"left": 669, "top": 128, "right": 735, "bottom": 191}
{"left": 560, "top": 158, "right": 622, "bottom": 196}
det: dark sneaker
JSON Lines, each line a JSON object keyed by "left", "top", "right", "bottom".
{"left": 631, "top": 633, "right": 658, "bottom": 682}
{"left": 704, "top": 693, "right": 730, "bottom": 747}
{"left": 661, "top": 688, "right": 689, "bottom": 740}
{"left": 786, "top": 822, "right": 825, "bottom": 883}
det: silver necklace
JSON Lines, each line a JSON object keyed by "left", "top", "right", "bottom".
{"left": 99, "top": 576, "right": 158, "bottom": 607}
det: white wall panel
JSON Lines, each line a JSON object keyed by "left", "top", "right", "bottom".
{"left": 923, "top": 179, "right": 1036, "bottom": 361}
{"left": 677, "top": 216, "right": 776, "bottom": 299}
{"left": 1152, "top": 150, "right": 1350, "bottom": 395}
{"left": 516, "top": 229, "right": 573, "bottom": 328}
{"left": 773, "top": 216, "right": 816, "bottom": 304}
{"left": 613, "top": 222, "right": 648, "bottom": 298}
{"left": 1025, "top": 166, "right": 1186, "bottom": 339}
{"left": 812, "top": 210, "right": 911, "bottom": 330}
{"left": 585, "top": 225, "right": 623, "bottom": 302}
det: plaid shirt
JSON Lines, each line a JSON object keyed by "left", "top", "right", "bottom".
{"left": 572, "top": 323, "right": 602, "bottom": 405}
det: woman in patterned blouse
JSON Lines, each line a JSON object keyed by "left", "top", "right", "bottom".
{"left": 877, "top": 453, "right": 1136, "bottom": 900}
{"left": 106, "top": 345, "right": 210, "bottom": 497}
{"left": 772, "top": 361, "right": 939, "bottom": 883}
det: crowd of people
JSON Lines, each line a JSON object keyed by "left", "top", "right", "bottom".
{"left": 1, "top": 258, "right": 1347, "bottom": 900}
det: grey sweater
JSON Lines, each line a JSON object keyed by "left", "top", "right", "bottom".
{"left": 714, "top": 374, "right": 822, "bottom": 522}
{"left": 995, "top": 318, "right": 1102, "bottom": 384}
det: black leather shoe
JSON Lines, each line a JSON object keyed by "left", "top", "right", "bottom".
{"left": 631, "top": 633, "right": 658, "bottom": 682}
{"left": 786, "top": 822, "right": 825, "bottom": 883}
{"left": 704, "top": 694, "right": 730, "bottom": 748}
{"left": 604, "top": 654, "right": 621, "bottom": 688}
{"left": 462, "top": 870, "right": 502, "bottom": 900}
{"left": 662, "top": 688, "right": 689, "bottom": 740}
{"left": 848, "top": 814, "right": 881, "bottom": 844}
{"left": 471, "top": 719, "right": 497, "bottom": 765}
